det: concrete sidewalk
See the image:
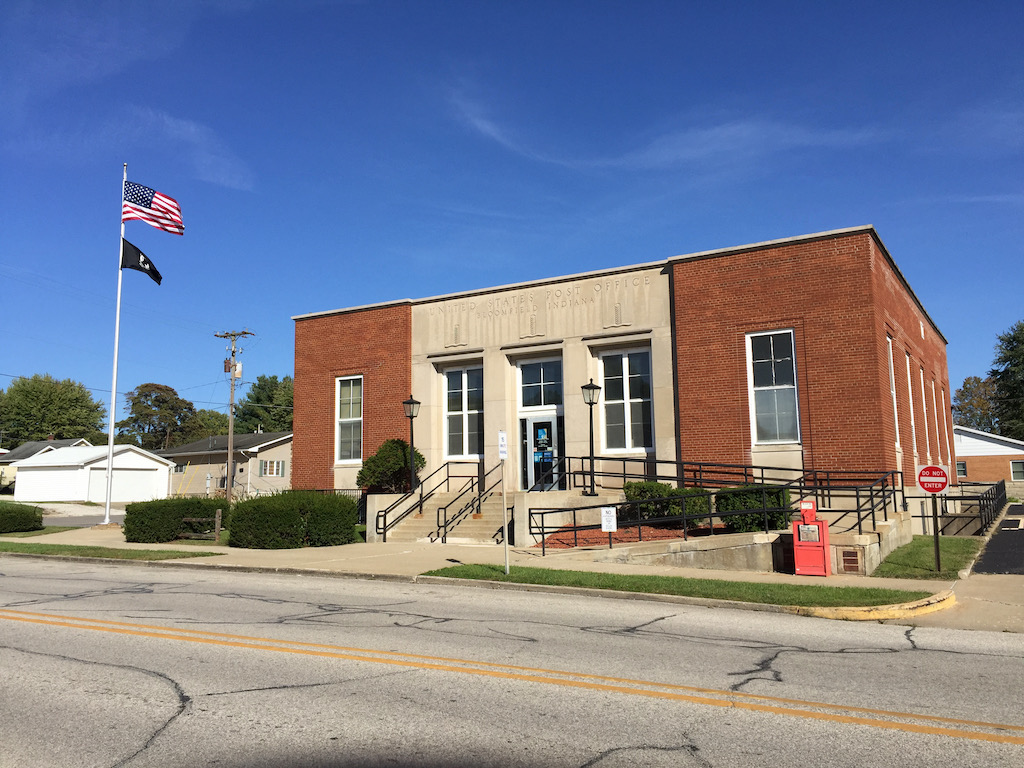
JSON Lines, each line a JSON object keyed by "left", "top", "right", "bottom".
{"left": 5, "top": 518, "right": 1022, "bottom": 632}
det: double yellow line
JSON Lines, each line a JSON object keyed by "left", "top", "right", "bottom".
{"left": 2, "top": 607, "right": 1022, "bottom": 746}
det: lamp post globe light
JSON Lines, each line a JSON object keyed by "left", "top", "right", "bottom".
{"left": 403, "top": 395, "right": 420, "bottom": 492}
{"left": 581, "top": 378, "right": 601, "bottom": 496}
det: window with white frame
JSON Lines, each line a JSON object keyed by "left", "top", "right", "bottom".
{"left": 445, "top": 367, "right": 483, "bottom": 457}
{"left": 905, "top": 353, "right": 918, "bottom": 456}
{"left": 336, "top": 376, "right": 362, "bottom": 462}
{"left": 520, "top": 360, "right": 563, "bottom": 407}
{"left": 956, "top": 461, "right": 967, "bottom": 478}
{"left": 260, "top": 460, "right": 285, "bottom": 477}
{"left": 1012, "top": 461, "right": 1024, "bottom": 482}
{"left": 601, "top": 349, "right": 653, "bottom": 451}
{"left": 887, "top": 337, "right": 900, "bottom": 447}
{"left": 748, "top": 330, "right": 799, "bottom": 443}
{"left": 173, "top": 463, "right": 186, "bottom": 474}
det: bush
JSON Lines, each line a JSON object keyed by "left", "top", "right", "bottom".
{"left": 716, "top": 485, "right": 792, "bottom": 533}
{"left": 0, "top": 501, "right": 44, "bottom": 533}
{"left": 356, "top": 439, "right": 425, "bottom": 493}
{"left": 622, "top": 482, "right": 711, "bottom": 527}
{"left": 230, "top": 491, "right": 358, "bottom": 549}
{"left": 124, "top": 498, "right": 226, "bottom": 543}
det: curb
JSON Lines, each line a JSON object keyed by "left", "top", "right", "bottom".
{"left": 0, "top": 551, "right": 957, "bottom": 621}
{"left": 781, "top": 589, "right": 957, "bottom": 621}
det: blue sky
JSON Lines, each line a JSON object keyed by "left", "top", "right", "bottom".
{"left": 1, "top": 1, "right": 1021, "bottom": 429}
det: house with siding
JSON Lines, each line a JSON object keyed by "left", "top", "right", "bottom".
{"left": 158, "top": 432, "right": 292, "bottom": 498}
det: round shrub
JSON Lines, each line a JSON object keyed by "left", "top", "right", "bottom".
{"left": 622, "top": 482, "right": 711, "bottom": 528}
{"left": 303, "top": 493, "right": 358, "bottom": 547}
{"left": 0, "top": 501, "right": 44, "bottom": 533}
{"left": 229, "top": 496, "right": 305, "bottom": 549}
{"left": 356, "top": 439, "right": 425, "bottom": 493}
{"left": 124, "top": 498, "right": 226, "bottom": 543}
{"left": 716, "top": 485, "right": 792, "bottom": 533}
{"left": 229, "top": 491, "right": 358, "bottom": 549}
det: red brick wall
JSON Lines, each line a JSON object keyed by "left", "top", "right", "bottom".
{"left": 292, "top": 303, "right": 412, "bottom": 489}
{"left": 670, "top": 230, "right": 952, "bottom": 476}
{"left": 869, "top": 237, "right": 955, "bottom": 482}
{"left": 958, "top": 455, "right": 1023, "bottom": 485}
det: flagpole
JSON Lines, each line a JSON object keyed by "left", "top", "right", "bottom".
{"left": 103, "top": 164, "right": 127, "bottom": 526}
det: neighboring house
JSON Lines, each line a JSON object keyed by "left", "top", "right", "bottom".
{"left": 292, "top": 226, "right": 955, "bottom": 498}
{"left": 158, "top": 432, "right": 293, "bottom": 498}
{"left": 12, "top": 445, "right": 172, "bottom": 503}
{"left": 0, "top": 438, "right": 92, "bottom": 491}
{"left": 952, "top": 425, "right": 1024, "bottom": 495}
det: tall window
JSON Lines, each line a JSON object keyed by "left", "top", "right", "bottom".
{"left": 446, "top": 367, "right": 483, "bottom": 457}
{"left": 602, "top": 349, "right": 653, "bottom": 450}
{"left": 1012, "top": 461, "right": 1024, "bottom": 482}
{"left": 905, "top": 353, "right": 918, "bottom": 457}
{"left": 748, "top": 331, "right": 799, "bottom": 443}
{"left": 887, "top": 337, "right": 900, "bottom": 447}
{"left": 336, "top": 376, "right": 362, "bottom": 461}
{"left": 920, "top": 367, "right": 931, "bottom": 461}
{"left": 520, "top": 360, "right": 562, "bottom": 407}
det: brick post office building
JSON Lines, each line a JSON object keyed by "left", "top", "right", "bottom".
{"left": 292, "top": 226, "right": 956, "bottom": 546}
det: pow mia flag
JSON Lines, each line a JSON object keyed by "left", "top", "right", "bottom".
{"left": 121, "top": 238, "right": 163, "bottom": 285}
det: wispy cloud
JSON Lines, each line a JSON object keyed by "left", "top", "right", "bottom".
{"left": 606, "top": 120, "right": 883, "bottom": 171}
{"left": 448, "top": 86, "right": 882, "bottom": 175}
{"left": 933, "top": 100, "right": 1024, "bottom": 156}
{"left": 128, "top": 107, "right": 255, "bottom": 191}
{"left": 5, "top": 106, "right": 255, "bottom": 190}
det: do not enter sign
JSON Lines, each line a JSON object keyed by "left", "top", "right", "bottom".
{"left": 917, "top": 465, "right": 949, "bottom": 494}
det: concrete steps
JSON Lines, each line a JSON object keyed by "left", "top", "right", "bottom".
{"left": 384, "top": 491, "right": 509, "bottom": 544}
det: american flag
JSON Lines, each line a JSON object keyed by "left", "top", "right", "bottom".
{"left": 122, "top": 181, "right": 184, "bottom": 235}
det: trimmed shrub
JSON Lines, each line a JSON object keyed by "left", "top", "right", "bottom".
{"left": 716, "top": 485, "right": 792, "bottom": 533}
{"left": 230, "top": 491, "right": 358, "bottom": 549}
{"left": 356, "top": 439, "right": 425, "bottom": 493}
{"left": 0, "top": 501, "right": 44, "bottom": 533}
{"left": 124, "top": 498, "right": 226, "bottom": 543}
{"left": 622, "top": 482, "right": 711, "bottom": 527}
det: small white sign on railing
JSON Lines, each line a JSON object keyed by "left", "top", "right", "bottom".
{"left": 601, "top": 506, "right": 617, "bottom": 532}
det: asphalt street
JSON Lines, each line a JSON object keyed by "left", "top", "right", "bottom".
{"left": 1, "top": 558, "right": 1022, "bottom": 768}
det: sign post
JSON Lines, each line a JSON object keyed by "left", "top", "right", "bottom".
{"left": 917, "top": 465, "right": 949, "bottom": 573}
{"left": 498, "top": 431, "right": 509, "bottom": 575}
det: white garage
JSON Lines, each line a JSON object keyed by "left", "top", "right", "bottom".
{"left": 12, "top": 445, "right": 172, "bottom": 504}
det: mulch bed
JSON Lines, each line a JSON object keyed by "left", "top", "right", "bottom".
{"left": 536, "top": 523, "right": 728, "bottom": 549}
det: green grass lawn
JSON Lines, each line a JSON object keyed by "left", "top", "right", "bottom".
{"left": 422, "top": 564, "right": 932, "bottom": 608}
{"left": 0, "top": 541, "right": 221, "bottom": 560}
{"left": 871, "top": 535, "right": 983, "bottom": 580}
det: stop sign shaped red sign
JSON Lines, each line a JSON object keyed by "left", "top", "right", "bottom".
{"left": 917, "top": 465, "right": 949, "bottom": 494}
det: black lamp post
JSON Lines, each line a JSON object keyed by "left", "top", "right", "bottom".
{"left": 403, "top": 395, "right": 420, "bottom": 493}
{"left": 581, "top": 378, "right": 601, "bottom": 496}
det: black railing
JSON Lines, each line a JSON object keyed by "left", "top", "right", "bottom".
{"left": 374, "top": 460, "right": 481, "bottom": 542}
{"left": 527, "top": 462, "right": 903, "bottom": 554}
{"left": 436, "top": 462, "right": 505, "bottom": 543}
{"left": 529, "top": 487, "right": 794, "bottom": 556}
{"left": 905, "top": 480, "right": 1006, "bottom": 537}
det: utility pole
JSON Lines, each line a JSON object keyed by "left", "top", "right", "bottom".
{"left": 215, "top": 329, "right": 253, "bottom": 506}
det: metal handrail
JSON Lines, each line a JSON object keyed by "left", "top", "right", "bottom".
{"left": 375, "top": 460, "right": 481, "bottom": 542}
{"left": 436, "top": 462, "right": 505, "bottom": 542}
{"left": 527, "top": 466, "right": 904, "bottom": 554}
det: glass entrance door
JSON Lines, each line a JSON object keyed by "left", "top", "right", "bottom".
{"left": 522, "top": 415, "right": 559, "bottom": 490}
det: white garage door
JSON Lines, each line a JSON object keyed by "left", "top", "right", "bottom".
{"left": 87, "top": 468, "right": 162, "bottom": 504}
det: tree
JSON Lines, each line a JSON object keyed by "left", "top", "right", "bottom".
{"left": 952, "top": 376, "right": 998, "bottom": 432}
{"left": 989, "top": 319, "right": 1024, "bottom": 441}
{"left": 0, "top": 374, "right": 106, "bottom": 448}
{"left": 116, "top": 383, "right": 196, "bottom": 451}
{"left": 234, "top": 375, "right": 293, "bottom": 433}
{"left": 179, "top": 409, "right": 230, "bottom": 444}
